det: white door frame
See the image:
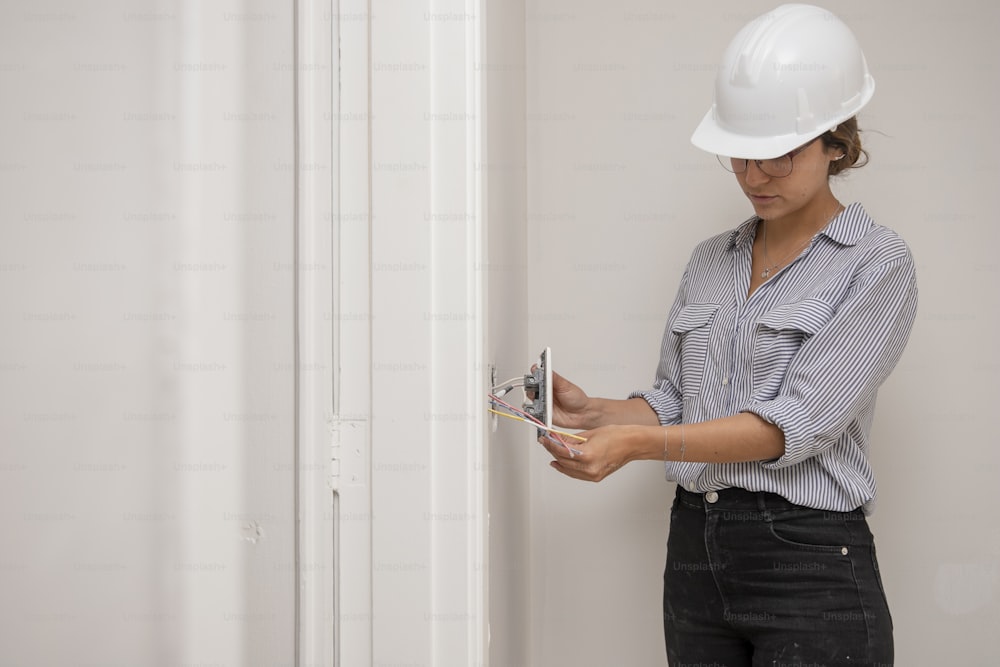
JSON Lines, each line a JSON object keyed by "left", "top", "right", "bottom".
{"left": 295, "top": 1, "right": 488, "bottom": 664}
{"left": 293, "top": 0, "right": 341, "bottom": 665}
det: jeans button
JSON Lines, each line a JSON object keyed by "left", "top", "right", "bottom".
{"left": 705, "top": 491, "right": 719, "bottom": 504}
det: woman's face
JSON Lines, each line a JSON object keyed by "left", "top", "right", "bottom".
{"left": 735, "top": 139, "right": 842, "bottom": 223}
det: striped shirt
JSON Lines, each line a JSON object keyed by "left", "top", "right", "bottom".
{"left": 631, "top": 202, "right": 918, "bottom": 513}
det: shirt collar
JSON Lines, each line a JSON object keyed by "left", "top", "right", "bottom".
{"left": 727, "top": 202, "right": 872, "bottom": 250}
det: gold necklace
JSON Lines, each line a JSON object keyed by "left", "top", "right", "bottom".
{"left": 760, "top": 205, "right": 843, "bottom": 280}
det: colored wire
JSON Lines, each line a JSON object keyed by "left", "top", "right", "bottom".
{"left": 488, "top": 408, "right": 583, "bottom": 457}
{"left": 488, "top": 393, "right": 545, "bottom": 427}
{"left": 487, "top": 393, "right": 584, "bottom": 456}
{"left": 487, "top": 409, "right": 587, "bottom": 442}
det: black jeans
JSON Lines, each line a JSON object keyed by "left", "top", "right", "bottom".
{"left": 664, "top": 486, "right": 893, "bottom": 667}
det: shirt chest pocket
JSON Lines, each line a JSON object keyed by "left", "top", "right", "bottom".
{"left": 670, "top": 303, "right": 720, "bottom": 398}
{"left": 752, "top": 298, "right": 836, "bottom": 398}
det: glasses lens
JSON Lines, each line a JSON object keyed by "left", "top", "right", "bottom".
{"left": 718, "top": 155, "right": 746, "bottom": 173}
{"left": 760, "top": 155, "right": 793, "bottom": 178}
{"left": 717, "top": 154, "right": 794, "bottom": 177}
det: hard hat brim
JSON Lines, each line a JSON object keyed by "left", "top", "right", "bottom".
{"left": 691, "top": 106, "right": 838, "bottom": 160}
{"left": 690, "top": 78, "right": 875, "bottom": 160}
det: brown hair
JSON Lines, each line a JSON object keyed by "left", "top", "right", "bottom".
{"left": 821, "top": 116, "right": 868, "bottom": 176}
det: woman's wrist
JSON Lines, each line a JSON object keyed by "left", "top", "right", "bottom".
{"left": 582, "top": 397, "right": 610, "bottom": 430}
{"left": 625, "top": 424, "right": 669, "bottom": 463}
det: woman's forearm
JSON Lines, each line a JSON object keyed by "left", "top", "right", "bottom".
{"left": 587, "top": 396, "right": 662, "bottom": 429}
{"left": 541, "top": 410, "right": 786, "bottom": 483}
{"left": 629, "top": 412, "right": 785, "bottom": 464}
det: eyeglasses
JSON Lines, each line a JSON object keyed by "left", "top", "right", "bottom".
{"left": 717, "top": 137, "right": 818, "bottom": 178}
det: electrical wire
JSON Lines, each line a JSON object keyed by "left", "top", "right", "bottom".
{"left": 487, "top": 393, "right": 585, "bottom": 456}
{"left": 492, "top": 376, "right": 524, "bottom": 390}
{"left": 487, "top": 392, "right": 543, "bottom": 425}
{"left": 489, "top": 402, "right": 582, "bottom": 457}
{"left": 487, "top": 408, "right": 587, "bottom": 442}
{"left": 491, "top": 376, "right": 525, "bottom": 398}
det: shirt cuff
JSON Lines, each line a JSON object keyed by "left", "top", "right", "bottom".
{"left": 628, "top": 389, "right": 681, "bottom": 426}
{"left": 742, "top": 396, "right": 820, "bottom": 469}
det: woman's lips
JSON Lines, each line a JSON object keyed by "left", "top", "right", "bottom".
{"left": 749, "top": 194, "right": 778, "bottom": 204}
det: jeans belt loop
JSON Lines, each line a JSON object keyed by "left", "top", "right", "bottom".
{"left": 755, "top": 491, "right": 772, "bottom": 520}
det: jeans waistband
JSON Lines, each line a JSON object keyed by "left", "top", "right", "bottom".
{"left": 675, "top": 485, "right": 860, "bottom": 515}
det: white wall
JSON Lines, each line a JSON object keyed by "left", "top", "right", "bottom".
{"left": 0, "top": 1, "right": 296, "bottom": 665}
{"left": 524, "top": 1, "right": 1000, "bottom": 665}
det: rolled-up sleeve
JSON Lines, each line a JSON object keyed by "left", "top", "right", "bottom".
{"left": 743, "top": 251, "right": 918, "bottom": 469}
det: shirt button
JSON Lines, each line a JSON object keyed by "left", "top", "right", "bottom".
{"left": 688, "top": 481, "right": 696, "bottom": 491}
{"left": 705, "top": 491, "right": 719, "bottom": 504}
{"left": 721, "top": 376, "right": 729, "bottom": 385}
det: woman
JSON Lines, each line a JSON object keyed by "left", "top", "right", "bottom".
{"left": 538, "top": 5, "right": 916, "bottom": 665}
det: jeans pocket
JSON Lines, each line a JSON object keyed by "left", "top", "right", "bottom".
{"left": 765, "top": 508, "right": 852, "bottom": 553}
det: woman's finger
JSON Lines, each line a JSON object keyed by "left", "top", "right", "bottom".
{"left": 538, "top": 434, "right": 577, "bottom": 460}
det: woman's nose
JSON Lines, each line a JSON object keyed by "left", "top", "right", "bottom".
{"left": 743, "top": 160, "right": 770, "bottom": 186}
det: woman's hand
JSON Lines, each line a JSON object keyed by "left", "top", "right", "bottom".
{"left": 529, "top": 367, "right": 661, "bottom": 429}
{"left": 547, "top": 371, "right": 596, "bottom": 430}
{"left": 538, "top": 424, "right": 643, "bottom": 482}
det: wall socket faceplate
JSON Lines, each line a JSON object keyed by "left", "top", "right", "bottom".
{"left": 522, "top": 347, "right": 552, "bottom": 432}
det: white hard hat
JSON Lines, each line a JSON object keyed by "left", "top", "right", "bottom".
{"left": 691, "top": 3, "right": 875, "bottom": 159}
